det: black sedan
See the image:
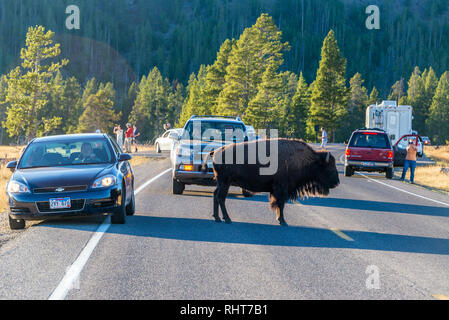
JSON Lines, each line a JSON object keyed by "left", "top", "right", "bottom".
{"left": 6, "top": 133, "right": 135, "bottom": 229}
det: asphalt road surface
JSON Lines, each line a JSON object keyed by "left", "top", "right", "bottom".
{"left": 0, "top": 144, "right": 448, "bottom": 300}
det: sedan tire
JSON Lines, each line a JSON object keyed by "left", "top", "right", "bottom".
{"left": 172, "top": 178, "right": 185, "bottom": 195}
{"left": 111, "top": 186, "right": 126, "bottom": 224}
{"left": 126, "top": 188, "right": 135, "bottom": 216}
{"left": 344, "top": 165, "right": 353, "bottom": 177}
{"left": 386, "top": 167, "right": 394, "bottom": 179}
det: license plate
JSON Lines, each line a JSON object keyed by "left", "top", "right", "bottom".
{"left": 362, "top": 161, "right": 375, "bottom": 167}
{"left": 49, "top": 197, "right": 71, "bottom": 209}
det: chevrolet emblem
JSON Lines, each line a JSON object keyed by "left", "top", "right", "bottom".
{"left": 55, "top": 187, "right": 65, "bottom": 192}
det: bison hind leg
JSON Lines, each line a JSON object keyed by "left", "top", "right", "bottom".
{"left": 215, "top": 178, "right": 232, "bottom": 224}
{"left": 213, "top": 188, "right": 221, "bottom": 223}
{"left": 269, "top": 192, "right": 288, "bottom": 227}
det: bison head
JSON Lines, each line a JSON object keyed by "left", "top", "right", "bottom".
{"left": 315, "top": 152, "right": 340, "bottom": 195}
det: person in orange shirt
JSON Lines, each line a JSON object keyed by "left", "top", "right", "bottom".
{"left": 400, "top": 139, "right": 417, "bottom": 183}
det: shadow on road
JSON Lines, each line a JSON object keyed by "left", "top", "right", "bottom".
{"left": 41, "top": 215, "right": 449, "bottom": 255}
{"left": 299, "top": 198, "right": 449, "bottom": 218}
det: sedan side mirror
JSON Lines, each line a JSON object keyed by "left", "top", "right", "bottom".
{"left": 6, "top": 160, "right": 17, "bottom": 172}
{"left": 118, "top": 153, "right": 132, "bottom": 162}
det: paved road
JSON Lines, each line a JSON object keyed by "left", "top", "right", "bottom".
{"left": 0, "top": 144, "right": 448, "bottom": 300}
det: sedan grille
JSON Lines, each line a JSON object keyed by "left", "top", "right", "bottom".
{"left": 36, "top": 199, "right": 85, "bottom": 213}
{"left": 33, "top": 185, "right": 87, "bottom": 194}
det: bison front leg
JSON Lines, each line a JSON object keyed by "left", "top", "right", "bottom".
{"left": 217, "top": 180, "right": 232, "bottom": 224}
{"left": 275, "top": 202, "right": 288, "bottom": 227}
{"left": 270, "top": 184, "right": 288, "bottom": 226}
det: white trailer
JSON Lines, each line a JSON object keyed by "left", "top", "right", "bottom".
{"left": 366, "top": 100, "right": 413, "bottom": 145}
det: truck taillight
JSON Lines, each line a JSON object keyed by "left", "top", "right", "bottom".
{"left": 345, "top": 149, "right": 350, "bottom": 156}
{"left": 388, "top": 151, "right": 393, "bottom": 159}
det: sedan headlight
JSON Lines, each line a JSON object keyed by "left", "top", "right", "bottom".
{"left": 7, "top": 181, "right": 30, "bottom": 194}
{"left": 92, "top": 175, "right": 117, "bottom": 188}
{"left": 176, "top": 145, "right": 194, "bottom": 157}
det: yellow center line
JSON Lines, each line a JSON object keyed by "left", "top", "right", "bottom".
{"left": 432, "top": 294, "right": 449, "bottom": 300}
{"left": 330, "top": 228, "right": 355, "bottom": 242}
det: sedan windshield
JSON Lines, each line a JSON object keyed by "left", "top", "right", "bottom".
{"left": 19, "top": 139, "right": 113, "bottom": 169}
{"left": 182, "top": 121, "right": 246, "bottom": 142}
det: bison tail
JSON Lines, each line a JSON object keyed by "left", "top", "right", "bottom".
{"left": 201, "top": 151, "right": 215, "bottom": 172}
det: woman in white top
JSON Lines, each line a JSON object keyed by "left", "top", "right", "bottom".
{"left": 114, "top": 125, "right": 124, "bottom": 149}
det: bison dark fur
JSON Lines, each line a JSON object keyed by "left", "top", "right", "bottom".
{"left": 204, "top": 138, "right": 340, "bottom": 226}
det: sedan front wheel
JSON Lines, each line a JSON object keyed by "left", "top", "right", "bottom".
{"left": 111, "top": 186, "right": 126, "bottom": 224}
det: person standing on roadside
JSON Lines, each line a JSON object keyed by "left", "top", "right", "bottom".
{"left": 113, "top": 125, "right": 124, "bottom": 149}
{"left": 400, "top": 139, "right": 417, "bottom": 184}
{"left": 320, "top": 127, "right": 328, "bottom": 150}
{"left": 124, "top": 123, "right": 134, "bottom": 153}
{"left": 133, "top": 124, "right": 141, "bottom": 153}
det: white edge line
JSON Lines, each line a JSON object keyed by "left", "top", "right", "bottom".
{"left": 135, "top": 168, "right": 172, "bottom": 194}
{"left": 338, "top": 153, "right": 449, "bottom": 207}
{"left": 48, "top": 168, "right": 172, "bottom": 300}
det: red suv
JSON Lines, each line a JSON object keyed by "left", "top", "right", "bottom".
{"left": 345, "top": 128, "right": 394, "bottom": 179}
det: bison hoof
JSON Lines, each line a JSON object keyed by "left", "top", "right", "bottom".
{"left": 278, "top": 220, "right": 288, "bottom": 227}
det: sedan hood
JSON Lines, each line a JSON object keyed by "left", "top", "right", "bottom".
{"left": 13, "top": 164, "right": 114, "bottom": 189}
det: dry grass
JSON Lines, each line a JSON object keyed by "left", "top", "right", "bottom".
{"left": 0, "top": 165, "right": 12, "bottom": 213}
{"left": 424, "top": 145, "right": 449, "bottom": 164}
{"left": 412, "top": 165, "right": 449, "bottom": 192}
{"left": 0, "top": 145, "right": 24, "bottom": 161}
{"left": 135, "top": 144, "right": 155, "bottom": 152}
{"left": 129, "top": 156, "right": 153, "bottom": 167}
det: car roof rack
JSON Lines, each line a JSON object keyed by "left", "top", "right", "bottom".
{"left": 189, "top": 115, "right": 242, "bottom": 121}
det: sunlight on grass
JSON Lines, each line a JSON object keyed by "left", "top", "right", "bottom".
{"left": 413, "top": 165, "right": 449, "bottom": 192}
{"left": 424, "top": 145, "right": 449, "bottom": 164}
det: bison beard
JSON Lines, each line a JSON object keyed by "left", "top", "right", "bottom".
{"left": 205, "top": 138, "right": 340, "bottom": 226}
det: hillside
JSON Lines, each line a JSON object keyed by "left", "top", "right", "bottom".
{"left": 1, "top": 0, "right": 449, "bottom": 98}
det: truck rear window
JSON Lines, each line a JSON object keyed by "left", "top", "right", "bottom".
{"left": 349, "top": 132, "right": 391, "bottom": 149}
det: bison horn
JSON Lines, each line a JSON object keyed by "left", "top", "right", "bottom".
{"left": 326, "top": 152, "right": 330, "bottom": 163}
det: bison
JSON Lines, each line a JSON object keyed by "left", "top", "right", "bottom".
{"left": 203, "top": 138, "right": 340, "bottom": 226}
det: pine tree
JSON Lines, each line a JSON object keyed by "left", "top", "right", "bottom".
{"left": 123, "top": 82, "right": 138, "bottom": 124}
{"left": 368, "top": 87, "right": 379, "bottom": 105}
{"left": 217, "top": 13, "right": 289, "bottom": 117}
{"left": 426, "top": 71, "right": 449, "bottom": 144}
{"left": 62, "top": 76, "right": 82, "bottom": 133}
{"left": 244, "top": 59, "right": 284, "bottom": 129}
{"left": 129, "top": 67, "right": 174, "bottom": 140}
{"left": 339, "top": 72, "right": 368, "bottom": 140}
{"left": 309, "top": 30, "right": 348, "bottom": 142}
{"left": 423, "top": 67, "right": 439, "bottom": 135}
{"left": 285, "top": 72, "right": 310, "bottom": 138}
{"left": 77, "top": 88, "right": 119, "bottom": 133}
{"left": 406, "top": 67, "right": 427, "bottom": 134}
{"left": 176, "top": 65, "right": 209, "bottom": 127}
{"left": 388, "top": 78, "right": 405, "bottom": 103}
{"left": 202, "top": 39, "right": 235, "bottom": 115}
{"left": 0, "top": 75, "right": 8, "bottom": 144}
{"left": 167, "top": 82, "right": 185, "bottom": 127}
{"left": 3, "top": 26, "right": 68, "bottom": 140}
